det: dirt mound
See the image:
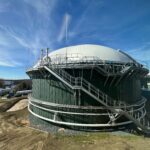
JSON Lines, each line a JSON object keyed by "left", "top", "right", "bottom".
{"left": 7, "top": 99, "right": 28, "bottom": 112}
{"left": 1, "top": 101, "right": 150, "bottom": 150}
{"left": 0, "top": 108, "right": 49, "bottom": 150}
{"left": 0, "top": 96, "right": 27, "bottom": 112}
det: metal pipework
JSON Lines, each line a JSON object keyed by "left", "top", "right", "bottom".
{"left": 40, "top": 49, "right": 44, "bottom": 65}
{"left": 46, "top": 48, "right": 49, "bottom": 60}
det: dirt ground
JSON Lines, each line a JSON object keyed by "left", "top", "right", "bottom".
{"left": 1, "top": 99, "right": 150, "bottom": 150}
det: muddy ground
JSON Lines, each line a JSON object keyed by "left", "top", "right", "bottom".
{"left": 0, "top": 99, "right": 150, "bottom": 150}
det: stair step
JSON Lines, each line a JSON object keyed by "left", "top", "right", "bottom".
{"left": 43, "top": 65, "right": 149, "bottom": 134}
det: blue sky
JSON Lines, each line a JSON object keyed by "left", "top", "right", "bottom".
{"left": 0, "top": 0, "right": 150, "bottom": 79}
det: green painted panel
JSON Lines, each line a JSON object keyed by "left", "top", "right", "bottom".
{"left": 31, "top": 68, "right": 142, "bottom": 106}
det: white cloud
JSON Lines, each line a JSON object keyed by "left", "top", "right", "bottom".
{"left": 57, "top": 13, "right": 71, "bottom": 42}
{"left": 24, "top": 0, "right": 56, "bottom": 17}
{"left": 125, "top": 43, "right": 150, "bottom": 69}
{"left": 0, "top": 0, "right": 58, "bottom": 60}
{"left": 0, "top": 25, "right": 41, "bottom": 67}
{"left": 0, "top": 60, "right": 22, "bottom": 67}
{"left": 0, "top": 25, "right": 42, "bottom": 56}
{"left": 0, "top": 0, "right": 59, "bottom": 70}
{"left": 0, "top": 25, "right": 29, "bottom": 47}
{"left": 0, "top": 49, "right": 23, "bottom": 67}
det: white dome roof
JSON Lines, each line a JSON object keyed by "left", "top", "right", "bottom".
{"left": 49, "top": 44, "right": 133, "bottom": 63}
{"left": 34, "top": 44, "right": 135, "bottom": 68}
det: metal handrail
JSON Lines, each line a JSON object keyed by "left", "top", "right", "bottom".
{"left": 50, "top": 65, "right": 147, "bottom": 109}
{"left": 47, "top": 65, "right": 132, "bottom": 108}
{"left": 28, "top": 94, "right": 145, "bottom": 110}
{"left": 42, "top": 65, "right": 150, "bottom": 133}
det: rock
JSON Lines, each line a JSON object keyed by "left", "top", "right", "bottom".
{"left": 58, "top": 128, "right": 65, "bottom": 133}
{"left": 15, "top": 119, "right": 29, "bottom": 126}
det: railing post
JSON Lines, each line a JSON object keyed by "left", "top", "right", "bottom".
{"left": 75, "top": 78, "right": 77, "bottom": 86}
{"left": 130, "top": 107, "right": 133, "bottom": 116}
{"left": 81, "top": 78, "right": 82, "bottom": 87}
{"left": 53, "top": 112, "right": 57, "bottom": 121}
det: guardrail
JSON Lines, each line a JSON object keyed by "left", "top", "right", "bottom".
{"left": 27, "top": 62, "right": 150, "bottom": 134}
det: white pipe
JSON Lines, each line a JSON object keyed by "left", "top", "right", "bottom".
{"left": 28, "top": 104, "right": 133, "bottom": 127}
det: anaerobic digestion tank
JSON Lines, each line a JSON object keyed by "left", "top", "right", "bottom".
{"left": 27, "top": 44, "right": 149, "bottom": 132}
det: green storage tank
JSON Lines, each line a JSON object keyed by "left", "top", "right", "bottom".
{"left": 27, "top": 44, "right": 149, "bottom": 133}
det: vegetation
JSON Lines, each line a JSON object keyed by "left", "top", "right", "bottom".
{"left": 14, "top": 80, "right": 32, "bottom": 92}
{"left": 0, "top": 80, "right": 4, "bottom": 88}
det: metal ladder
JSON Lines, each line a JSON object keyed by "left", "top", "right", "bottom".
{"left": 42, "top": 65, "right": 150, "bottom": 134}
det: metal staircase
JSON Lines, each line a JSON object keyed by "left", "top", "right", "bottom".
{"left": 41, "top": 65, "right": 150, "bottom": 135}
{"left": 95, "top": 63, "right": 132, "bottom": 76}
{"left": 95, "top": 64, "right": 132, "bottom": 87}
{"left": 43, "top": 65, "right": 123, "bottom": 106}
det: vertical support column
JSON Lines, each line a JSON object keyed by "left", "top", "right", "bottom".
{"left": 80, "top": 77, "right": 82, "bottom": 87}
{"left": 130, "top": 107, "right": 133, "bottom": 116}
{"left": 75, "top": 78, "right": 77, "bottom": 86}
{"left": 53, "top": 112, "right": 57, "bottom": 121}
{"left": 46, "top": 48, "right": 49, "bottom": 64}
{"left": 78, "top": 89, "right": 81, "bottom": 106}
{"left": 74, "top": 89, "right": 76, "bottom": 105}
{"left": 75, "top": 89, "right": 81, "bottom": 106}
{"left": 113, "top": 100, "right": 117, "bottom": 107}
{"left": 40, "top": 49, "right": 44, "bottom": 66}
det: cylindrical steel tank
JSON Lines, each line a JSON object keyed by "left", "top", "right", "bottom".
{"left": 27, "top": 44, "right": 149, "bottom": 132}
